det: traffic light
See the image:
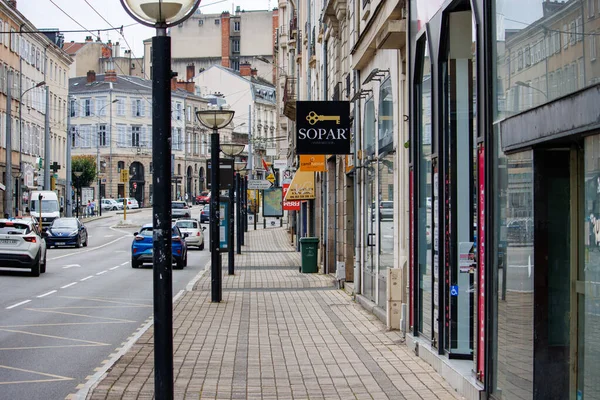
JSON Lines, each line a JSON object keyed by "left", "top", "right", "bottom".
{"left": 37, "top": 157, "right": 43, "bottom": 169}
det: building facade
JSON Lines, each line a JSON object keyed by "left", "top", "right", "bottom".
{"left": 0, "top": 0, "right": 72, "bottom": 217}
{"left": 69, "top": 71, "right": 208, "bottom": 206}
{"left": 409, "top": 0, "right": 600, "bottom": 399}
{"left": 64, "top": 38, "right": 144, "bottom": 79}
{"left": 193, "top": 64, "right": 276, "bottom": 177}
{"left": 145, "top": 7, "right": 278, "bottom": 84}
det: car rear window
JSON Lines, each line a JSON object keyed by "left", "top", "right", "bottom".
{"left": 138, "top": 228, "right": 153, "bottom": 237}
{"left": 0, "top": 223, "right": 30, "bottom": 234}
{"left": 176, "top": 221, "right": 197, "bottom": 229}
{"left": 172, "top": 202, "right": 185, "bottom": 209}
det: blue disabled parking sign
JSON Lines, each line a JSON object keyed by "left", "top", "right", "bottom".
{"left": 450, "top": 285, "right": 459, "bottom": 297}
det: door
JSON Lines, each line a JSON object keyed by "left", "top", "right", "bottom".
{"left": 364, "top": 164, "right": 376, "bottom": 300}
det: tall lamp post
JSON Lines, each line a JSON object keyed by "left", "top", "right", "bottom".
{"left": 119, "top": 1, "right": 201, "bottom": 398}
{"left": 234, "top": 162, "right": 247, "bottom": 254}
{"left": 18, "top": 80, "right": 45, "bottom": 216}
{"left": 220, "top": 143, "right": 245, "bottom": 275}
{"left": 196, "top": 108, "right": 235, "bottom": 302}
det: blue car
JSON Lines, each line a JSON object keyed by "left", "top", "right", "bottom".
{"left": 45, "top": 217, "right": 88, "bottom": 248}
{"left": 131, "top": 223, "right": 188, "bottom": 269}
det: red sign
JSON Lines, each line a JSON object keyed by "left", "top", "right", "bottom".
{"left": 282, "top": 184, "right": 300, "bottom": 211}
{"left": 477, "top": 145, "right": 485, "bottom": 382}
{"left": 133, "top": 182, "right": 137, "bottom": 190}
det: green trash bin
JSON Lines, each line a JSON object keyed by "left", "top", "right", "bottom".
{"left": 300, "top": 237, "right": 319, "bottom": 273}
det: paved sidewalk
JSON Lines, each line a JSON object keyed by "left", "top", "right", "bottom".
{"left": 85, "top": 227, "right": 461, "bottom": 400}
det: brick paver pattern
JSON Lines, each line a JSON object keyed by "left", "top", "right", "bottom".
{"left": 88, "top": 227, "right": 462, "bottom": 400}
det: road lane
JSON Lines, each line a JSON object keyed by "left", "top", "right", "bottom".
{"left": 0, "top": 207, "right": 210, "bottom": 400}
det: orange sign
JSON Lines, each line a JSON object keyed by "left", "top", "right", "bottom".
{"left": 299, "top": 155, "right": 326, "bottom": 172}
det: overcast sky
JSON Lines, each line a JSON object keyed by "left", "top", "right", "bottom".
{"left": 18, "top": 0, "right": 272, "bottom": 56}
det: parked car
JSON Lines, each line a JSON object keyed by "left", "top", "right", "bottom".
{"left": 101, "top": 198, "right": 121, "bottom": 211}
{"left": 131, "top": 223, "right": 188, "bottom": 269}
{"left": 200, "top": 204, "right": 210, "bottom": 223}
{"left": 45, "top": 217, "right": 88, "bottom": 248}
{"left": 0, "top": 218, "right": 47, "bottom": 276}
{"left": 379, "top": 201, "right": 394, "bottom": 220}
{"left": 175, "top": 219, "right": 205, "bottom": 250}
{"left": 172, "top": 201, "right": 191, "bottom": 219}
{"left": 195, "top": 190, "right": 210, "bottom": 205}
{"left": 117, "top": 197, "right": 139, "bottom": 209}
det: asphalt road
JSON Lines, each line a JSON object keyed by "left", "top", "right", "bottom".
{"left": 0, "top": 206, "right": 210, "bottom": 400}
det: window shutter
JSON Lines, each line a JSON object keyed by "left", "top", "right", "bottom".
{"left": 128, "top": 126, "right": 133, "bottom": 147}
{"left": 141, "top": 101, "right": 146, "bottom": 117}
{"left": 118, "top": 125, "right": 125, "bottom": 147}
{"left": 92, "top": 125, "right": 98, "bottom": 148}
{"left": 131, "top": 99, "right": 136, "bottom": 117}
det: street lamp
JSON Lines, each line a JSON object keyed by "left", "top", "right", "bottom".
{"left": 95, "top": 99, "right": 118, "bottom": 217}
{"left": 220, "top": 143, "right": 245, "bottom": 275}
{"left": 119, "top": 1, "right": 200, "bottom": 398}
{"left": 515, "top": 80, "right": 548, "bottom": 99}
{"left": 18, "top": 80, "right": 45, "bottom": 216}
{"left": 73, "top": 170, "right": 83, "bottom": 219}
{"left": 196, "top": 107, "right": 235, "bottom": 302}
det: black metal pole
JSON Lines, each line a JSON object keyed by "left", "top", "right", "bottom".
{"left": 228, "top": 184, "right": 234, "bottom": 274}
{"left": 236, "top": 174, "right": 242, "bottom": 254}
{"left": 210, "top": 127, "right": 222, "bottom": 302}
{"left": 151, "top": 33, "right": 173, "bottom": 399}
{"left": 242, "top": 176, "right": 247, "bottom": 235}
{"left": 98, "top": 178, "right": 102, "bottom": 216}
{"left": 76, "top": 184, "right": 79, "bottom": 219}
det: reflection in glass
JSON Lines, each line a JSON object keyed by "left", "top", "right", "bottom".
{"left": 495, "top": 0, "right": 600, "bottom": 119}
{"left": 364, "top": 98, "right": 376, "bottom": 155}
{"left": 581, "top": 135, "right": 600, "bottom": 400}
{"left": 418, "top": 40, "right": 433, "bottom": 338}
{"left": 378, "top": 153, "right": 395, "bottom": 309}
{"left": 378, "top": 78, "right": 394, "bottom": 151}
{"left": 492, "top": 149, "right": 534, "bottom": 400}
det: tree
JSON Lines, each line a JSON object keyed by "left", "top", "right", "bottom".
{"left": 72, "top": 155, "right": 97, "bottom": 189}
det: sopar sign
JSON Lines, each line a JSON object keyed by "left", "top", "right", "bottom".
{"left": 296, "top": 101, "right": 351, "bottom": 155}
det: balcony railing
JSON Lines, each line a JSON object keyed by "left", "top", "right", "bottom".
{"left": 283, "top": 75, "right": 297, "bottom": 121}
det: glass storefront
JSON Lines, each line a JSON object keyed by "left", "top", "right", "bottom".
{"left": 581, "top": 135, "right": 600, "bottom": 400}
{"left": 364, "top": 97, "right": 376, "bottom": 300}
{"left": 417, "top": 38, "right": 433, "bottom": 339}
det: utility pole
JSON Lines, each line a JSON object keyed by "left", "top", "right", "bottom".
{"left": 247, "top": 104, "right": 252, "bottom": 177}
{"left": 5, "top": 71, "right": 13, "bottom": 218}
{"left": 44, "top": 86, "right": 50, "bottom": 190}
{"left": 109, "top": 84, "right": 113, "bottom": 198}
{"left": 66, "top": 97, "right": 72, "bottom": 217}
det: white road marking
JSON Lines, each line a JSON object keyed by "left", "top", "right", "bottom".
{"left": 49, "top": 235, "right": 130, "bottom": 261}
{"left": 37, "top": 290, "right": 57, "bottom": 298}
{"left": 104, "top": 235, "right": 114, "bottom": 238}
{"left": 61, "top": 282, "right": 78, "bottom": 289}
{"left": 6, "top": 300, "right": 31, "bottom": 309}
{"left": 63, "top": 264, "right": 81, "bottom": 269}
{"left": 96, "top": 271, "right": 108, "bottom": 275}
{"left": 109, "top": 266, "right": 120, "bottom": 270}
{"left": 80, "top": 276, "right": 94, "bottom": 281}
{"left": 120, "top": 261, "right": 129, "bottom": 266}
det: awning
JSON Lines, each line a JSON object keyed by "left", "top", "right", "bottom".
{"left": 283, "top": 170, "right": 315, "bottom": 201}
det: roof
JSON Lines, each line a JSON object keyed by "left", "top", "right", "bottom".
{"left": 203, "top": 65, "right": 275, "bottom": 89}
{"left": 63, "top": 42, "right": 86, "bottom": 55}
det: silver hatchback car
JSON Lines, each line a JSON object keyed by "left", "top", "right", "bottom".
{"left": 175, "top": 219, "right": 205, "bottom": 250}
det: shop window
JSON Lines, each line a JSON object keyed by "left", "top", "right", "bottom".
{"left": 377, "top": 78, "right": 393, "bottom": 152}
{"left": 363, "top": 98, "right": 376, "bottom": 155}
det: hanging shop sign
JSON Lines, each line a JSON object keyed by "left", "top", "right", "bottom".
{"left": 296, "top": 101, "right": 351, "bottom": 155}
{"left": 284, "top": 170, "right": 315, "bottom": 201}
{"left": 299, "top": 155, "right": 326, "bottom": 172}
{"left": 282, "top": 183, "right": 301, "bottom": 211}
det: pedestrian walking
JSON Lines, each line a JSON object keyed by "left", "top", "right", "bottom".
{"left": 90, "top": 200, "right": 96, "bottom": 216}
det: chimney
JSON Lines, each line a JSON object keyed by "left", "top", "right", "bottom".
{"left": 85, "top": 36, "right": 93, "bottom": 42}
{"left": 176, "top": 80, "right": 196, "bottom": 93}
{"left": 186, "top": 64, "right": 195, "bottom": 81}
{"left": 251, "top": 68, "right": 257, "bottom": 77}
{"left": 240, "top": 62, "right": 252, "bottom": 77}
{"left": 171, "top": 76, "right": 178, "bottom": 91}
{"left": 221, "top": 12, "right": 231, "bottom": 68}
{"left": 87, "top": 70, "right": 96, "bottom": 83}
{"left": 114, "top": 42, "right": 121, "bottom": 58}
{"left": 7, "top": 0, "right": 16, "bottom": 8}
{"left": 104, "top": 70, "right": 117, "bottom": 82}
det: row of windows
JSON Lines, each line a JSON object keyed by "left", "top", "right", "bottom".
{"left": 193, "top": 19, "right": 240, "bottom": 30}
{"left": 71, "top": 124, "right": 212, "bottom": 156}
{"left": 0, "top": 112, "right": 45, "bottom": 156}
{"left": 70, "top": 98, "right": 185, "bottom": 120}
{"left": 509, "top": 17, "right": 584, "bottom": 74}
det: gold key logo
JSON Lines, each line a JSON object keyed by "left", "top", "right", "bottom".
{"left": 306, "top": 111, "right": 341, "bottom": 125}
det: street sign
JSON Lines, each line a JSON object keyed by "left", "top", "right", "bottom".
{"left": 247, "top": 179, "right": 272, "bottom": 190}
{"left": 266, "top": 173, "right": 275, "bottom": 184}
{"left": 120, "top": 169, "right": 129, "bottom": 183}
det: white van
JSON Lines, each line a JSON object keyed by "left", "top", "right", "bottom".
{"left": 28, "top": 191, "right": 62, "bottom": 229}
